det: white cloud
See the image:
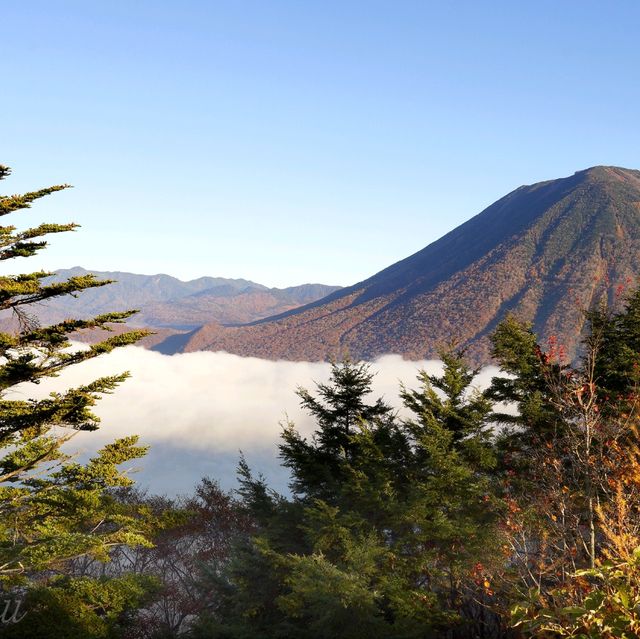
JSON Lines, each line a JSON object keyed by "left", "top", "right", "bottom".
{"left": 9, "top": 348, "right": 502, "bottom": 495}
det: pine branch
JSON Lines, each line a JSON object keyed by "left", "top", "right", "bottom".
{"left": 0, "top": 185, "right": 71, "bottom": 216}
{"left": 0, "top": 223, "right": 80, "bottom": 260}
{"left": 0, "top": 273, "right": 115, "bottom": 309}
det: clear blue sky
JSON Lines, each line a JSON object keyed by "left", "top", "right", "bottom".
{"left": 3, "top": 1, "right": 639, "bottom": 287}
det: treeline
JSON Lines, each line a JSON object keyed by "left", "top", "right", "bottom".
{"left": 2, "top": 166, "right": 640, "bottom": 638}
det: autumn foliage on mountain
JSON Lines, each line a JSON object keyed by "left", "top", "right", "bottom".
{"left": 184, "top": 166, "right": 640, "bottom": 364}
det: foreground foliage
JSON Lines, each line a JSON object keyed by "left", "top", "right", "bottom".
{"left": 189, "top": 356, "right": 504, "bottom": 638}
{"left": 0, "top": 165, "right": 160, "bottom": 634}
{"left": 183, "top": 289, "right": 640, "bottom": 639}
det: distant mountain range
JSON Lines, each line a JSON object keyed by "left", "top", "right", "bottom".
{"left": 12, "top": 268, "right": 341, "bottom": 350}
{"left": 177, "top": 166, "right": 640, "bottom": 363}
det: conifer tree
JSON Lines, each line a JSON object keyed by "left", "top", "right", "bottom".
{"left": 194, "top": 356, "right": 503, "bottom": 638}
{"left": 281, "top": 358, "right": 396, "bottom": 501}
{"left": 487, "top": 314, "right": 566, "bottom": 443}
{"left": 400, "top": 350, "right": 495, "bottom": 469}
{"left": 587, "top": 287, "right": 640, "bottom": 412}
{"left": 0, "top": 164, "right": 153, "bottom": 584}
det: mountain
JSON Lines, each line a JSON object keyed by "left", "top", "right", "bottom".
{"left": 30, "top": 268, "right": 342, "bottom": 329}
{"left": 181, "top": 166, "right": 640, "bottom": 363}
{"left": 138, "top": 282, "right": 343, "bottom": 328}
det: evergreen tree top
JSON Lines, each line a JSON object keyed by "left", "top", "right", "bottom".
{"left": 0, "top": 164, "right": 153, "bottom": 582}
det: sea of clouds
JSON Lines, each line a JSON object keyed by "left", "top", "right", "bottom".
{"left": 10, "top": 347, "right": 501, "bottom": 496}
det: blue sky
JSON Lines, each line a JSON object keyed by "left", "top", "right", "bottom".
{"left": 3, "top": 1, "right": 639, "bottom": 287}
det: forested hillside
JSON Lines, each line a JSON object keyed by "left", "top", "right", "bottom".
{"left": 184, "top": 166, "right": 640, "bottom": 364}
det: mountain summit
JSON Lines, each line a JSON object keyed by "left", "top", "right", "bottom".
{"left": 182, "top": 166, "right": 640, "bottom": 363}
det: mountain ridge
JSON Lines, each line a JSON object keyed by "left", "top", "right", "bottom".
{"left": 15, "top": 268, "right": 343, "bottom": 329}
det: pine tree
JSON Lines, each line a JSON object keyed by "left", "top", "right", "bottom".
{"left": 0, "top": 164, "right": 153, "bottom": 585}
{"left": 587, "top": 287, "right": 640, "bottom": 412}
{"left": 194, "top": 356, "right": 503, "bottom": 638}
{"left": 487, "top": 314, "right": 566, "bottom": 442}
{"left": 281, "top": 358, "right": 396, "bottom": 501}
{"left": 400, "top": 350, "right": 495, "bottom": 469}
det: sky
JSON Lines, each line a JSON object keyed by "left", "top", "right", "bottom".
{"left": 3, "top": 1, "right": 640, "bottom": 288}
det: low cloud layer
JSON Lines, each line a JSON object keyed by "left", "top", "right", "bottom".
{"left": 11, "top": 347, "right": 501, "bottom": 495}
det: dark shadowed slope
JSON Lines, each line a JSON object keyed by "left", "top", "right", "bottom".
{"left": 183, "top": 166, "right": 640, "bottom": 363}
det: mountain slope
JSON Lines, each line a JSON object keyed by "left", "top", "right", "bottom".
{"left": 182, "top": 166, "right": 640, "bottom": 362}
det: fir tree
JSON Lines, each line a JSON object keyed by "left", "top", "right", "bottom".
{"left": 487, "top": 314, "right": 566, "bottom": 442}
{"left": 586, "top": 287, "right": 640, "bottom": 412}
{"left": 194, "top": 356, "right": 503, "bottom": 638}
{"left": 281, "top": 358, "right": 396, "bottom": 502}
{"left": 0, "top": 164, "right": 153, "bottom": 585}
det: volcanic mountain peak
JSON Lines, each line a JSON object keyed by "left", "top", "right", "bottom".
{"left": 576, "top": 165, "right": 640, "bottom": 182}
{"left": 181, "top": 166, "right": 640, "bottom": 363}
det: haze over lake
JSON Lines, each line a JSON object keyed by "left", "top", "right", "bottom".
{"left": 11, "top": 346, "right": 499, "bottom": 494}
